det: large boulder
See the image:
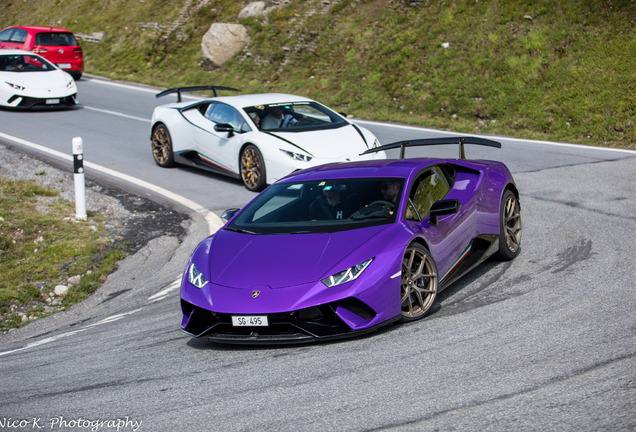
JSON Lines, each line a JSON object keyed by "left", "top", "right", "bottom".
{"left": 201, "top": 23, "right": 251, "bottom": 69}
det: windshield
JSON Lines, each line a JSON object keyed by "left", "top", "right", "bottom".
{"left": 226, "top": 178, "right": 405, "bottom": 235}
{"left": 243, "top": 101, "right": 349, "bottom": 132}
{"left": 0, "top": 54, "right": 56, "bottom": 72}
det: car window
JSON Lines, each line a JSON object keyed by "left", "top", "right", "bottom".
{"left": 0, "top": 29, "right": 14, "bottom": 42}
{"left": 205, "top": 103, "right": 247, "bottom": 132}
{"left": 35, "top": 32, "right": 78, "bottom": 46}
{"left": 0, "top": 54, "right": 56, "bottom": 72}
{"left": 11, "top": 28, "right": 28, "bottom": 43}
{"left": 405, "top": 167, "right": 451, "bottom": 221}
{"left": 0, "top": 28, "right": 27, "bottom": 43}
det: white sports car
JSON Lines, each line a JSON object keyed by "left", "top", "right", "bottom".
{"left": 150, "top": 86, "right": 386, "bottom": 191}
{"left": 0, "top": 49, "right": 77, "bottom": 108}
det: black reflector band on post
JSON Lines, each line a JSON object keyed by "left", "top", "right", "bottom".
{"left": 73, "top": 153, "right": 84, "bottom": 174}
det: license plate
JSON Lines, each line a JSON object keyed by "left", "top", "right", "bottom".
{"left": 57, "top": 63, "right": 71, "bottom": 69}
{"left": 46, "top": 99, "right": 60, "bottom": 105}
{"left": 231, "top": 315, "right": 268, "bottom": 327}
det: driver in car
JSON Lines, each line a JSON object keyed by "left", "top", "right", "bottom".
{"left": 310, "top": 183, "right": 358, "bottom": 220}
{"left": 5, "top": 56, "right": 24, "bottom": 71}
{"left": 380, "top": 181, "right": 401, "bottom": 204}
{"left": 261, "top": 107, "right": 298, "bottom": 130}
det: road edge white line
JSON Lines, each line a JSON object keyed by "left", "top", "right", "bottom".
{"left": 0, "top": 309, "right": 143, "bottom": 357}
{"left": 354, "top": 119, "right": 636, "bottom": 155}
{"left": 83, "top": 106, "right": 150, "bottom": 123}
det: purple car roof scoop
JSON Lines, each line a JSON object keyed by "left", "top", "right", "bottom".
{"left": 209, "top": 227, "right": 387, "bottom": 289}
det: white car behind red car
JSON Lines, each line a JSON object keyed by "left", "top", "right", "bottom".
{"left": 0, "top": 49, "right": 77, "bottom": 109}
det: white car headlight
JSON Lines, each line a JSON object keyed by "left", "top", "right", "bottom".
{"left": 67, "top": 80, "right": 75, "bottom": 90}
{"left": 322, "top": 258, "right": 373, "bottom": 287}
{"left": 187, "top": 263, "right": 208, "bottom": 289}
{"left": 280, "top": 149, "right": 312, "bottom": 162}
{"left": 373, "top": 138, "right": 381, "bottom": 148}
{"left": 5, "top": 81, "right": 25, "bottom": 91}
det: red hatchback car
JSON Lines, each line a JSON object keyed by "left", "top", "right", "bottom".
{"left": 0, "top": 25, "right": 84, "bottom": 79}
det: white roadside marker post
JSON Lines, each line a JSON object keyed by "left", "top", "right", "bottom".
{"left": 72, "top": 137, "right": 87, "bottom": 221}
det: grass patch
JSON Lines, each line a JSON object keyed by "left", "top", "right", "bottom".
{"left": 0, "top": 177, "right": 126, "bottom": 333}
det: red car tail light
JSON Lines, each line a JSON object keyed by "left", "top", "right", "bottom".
{"left": 33, "top": 47, "right": 48, "bottom": 54}
{"left": 73, "top": 48, "right": 82, "bottom": 54}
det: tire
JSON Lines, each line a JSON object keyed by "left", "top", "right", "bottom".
{"left": 401, "top": 243, "right": 438, "bottom": 322}
{"left": 151, "top": 124, "right": 176, "bottom": 168}
{"left": 494, "top": 189, "right": 522, "bottom": 260}
{"left": 240, "top": 145, "right": 267, "bottom": 191}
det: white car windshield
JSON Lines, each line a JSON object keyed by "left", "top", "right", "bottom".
{"left": 226, "top": 178, "right": 405, "bottom": 235}
{"left": 0, "top": 54, "right": 56, "bottom": 72}
{"left": 244, "top": 102, "right": 349, "bottom": 132}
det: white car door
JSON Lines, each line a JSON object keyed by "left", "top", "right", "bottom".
{"left": 183, "top": 102, "right": 247, "bottom": 173}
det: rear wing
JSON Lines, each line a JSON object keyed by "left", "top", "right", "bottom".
{"left": 155, "top": 85, "right": 241, "bottom": 102}
{"left": 361, "top": 136, "right": 501, "bottom": 159}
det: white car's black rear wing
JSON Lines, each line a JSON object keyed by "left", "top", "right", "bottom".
{"left": 156, "top": 85, "right": 241, "bottom": 102}
{"left": 361, "top": 136, "right": 501, "bottom": 159}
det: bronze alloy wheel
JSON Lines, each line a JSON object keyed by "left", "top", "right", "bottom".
{"left": 494, "top": 189, "right": 522, "bottom": 260}
{"left": 151, "top": 124, "right": 175, "bottom": 167}
{"left": 503, "top": 192, "right": 522, "bottom": 254}
{"left": 240, "top": 145, "right": 266, "bottom": 191}
{"left": 401, "top": 244, "right": 438, "bottom": 321}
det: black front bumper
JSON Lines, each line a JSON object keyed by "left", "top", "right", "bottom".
{"left": 181, "top": 299, "right": 397, "bottom": 345}
{"left": 6, "top": 93, "right": 77, "bottom": 109}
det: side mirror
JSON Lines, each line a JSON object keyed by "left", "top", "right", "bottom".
{"left": 214, "top": 123, "right": 234, "bottom": 137}
{"left": 429, "top": 199, "right": 460, "bottom": 226}
{"left": 221, "top": 208, "right": 240, "bottom": 220}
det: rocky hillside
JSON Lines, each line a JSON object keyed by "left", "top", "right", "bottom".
{"left": 2, "top": 0, "right": 634, "bottom": 148}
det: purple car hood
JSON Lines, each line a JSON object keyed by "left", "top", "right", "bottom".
{"left": 206, "top": 225, "right": 390, "bottom": 289}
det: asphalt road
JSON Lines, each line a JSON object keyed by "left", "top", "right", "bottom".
{"left": 0, "top": 77, "right": 634, "bottom": 431}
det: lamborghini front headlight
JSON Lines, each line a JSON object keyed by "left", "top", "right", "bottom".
{"left": 281, "top": 149, "right": 313, "bottom": 162}
{"left": 5, "top": 81, "right": 25, "bottom": 91}
{"left": 321, "top": 258, "right": 373, "bottom": 287}
{"left": 187, "top": 263, "right": 208, "bottom": 289}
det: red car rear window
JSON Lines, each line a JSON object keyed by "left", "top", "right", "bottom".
{"left": 34, "top": 32, "right": 78, "bottom": 46}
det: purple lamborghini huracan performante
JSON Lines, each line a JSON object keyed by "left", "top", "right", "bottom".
{"left": 180, "top": 137, "right": 522, "bottom": 344}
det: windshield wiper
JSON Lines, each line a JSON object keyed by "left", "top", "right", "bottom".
{"left": 225, "top": 227, "right": 258, "bottom": 235}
